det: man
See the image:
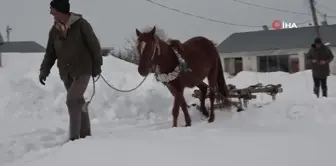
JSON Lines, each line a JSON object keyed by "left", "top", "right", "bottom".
{"left": 307, "top": 37, "right": 334, "bottom": 98}
{"left": 39, "top": 0, "right": 103, "bottom": 141}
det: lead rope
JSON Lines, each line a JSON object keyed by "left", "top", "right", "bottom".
{"left": 82, "top": 74, "right": 148, "bottom": 112}
{"left": 82, "top": 37, "right": 159, "bottom": 112}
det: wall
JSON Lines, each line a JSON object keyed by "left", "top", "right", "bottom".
{"left": 221, "top": 47, "right": 336, "bottom": 74}
{"left": 221, "top": 56, "right": 257, "bottom": 75}
{"left": 221, "top": 52, "right": 298, "bottom": 73}
{"left": 296, "top": 51, "right": 305, "bottom": 71}
{"left": 329, "top": 47, "right": 336, "bottom": 74}
{"left": 0, "top": 53, "right": 44, "bottom": 68}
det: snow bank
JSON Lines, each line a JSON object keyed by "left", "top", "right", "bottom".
{"left": 2, "top": 53, "right": 336, "bottom": 165}
{"left": 0, "top": 53, "right": 184, "bottom": 164}
{"left": 0, "top": 53, "right": 178, "bottom": 122}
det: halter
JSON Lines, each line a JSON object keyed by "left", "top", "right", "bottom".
{"left": 138, "top": 36, "right": 160, "bottom": 69}
{"left": 148, "top": 36, "right": 162, "bottom": 75}
{"left": 151, "top": 36, "right": 161, "bottom": 60}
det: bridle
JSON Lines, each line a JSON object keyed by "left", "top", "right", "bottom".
{"left": 151, "top": 36, "right": 161, "bottom": 73}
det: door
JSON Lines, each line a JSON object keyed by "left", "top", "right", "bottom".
{"left": 234, "top": 57, "right": 243, "bottom": 75}
{"left": 290, "top": 58, "right": 299, "bottom": 73}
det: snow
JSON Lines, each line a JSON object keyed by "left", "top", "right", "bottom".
{"left": 1, "top": 53, "right": 336, "bottom": 166}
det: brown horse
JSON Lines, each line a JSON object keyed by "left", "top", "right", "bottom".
{"left": 135, "top": 26, "right": 231, "bottom": 127}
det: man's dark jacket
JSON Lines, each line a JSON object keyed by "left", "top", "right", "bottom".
{"left": 306, "top": 44, "right": 334, "bottom": 78}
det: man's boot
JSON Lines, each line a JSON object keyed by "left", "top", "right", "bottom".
{"left": 314, "top": 87, "right": 320, "bottom": 98}
{"left": 322, "top": 87, "right": 327, "bottom": 97}
{"left": 80, "top": 112, "right": 91, "bottom": 138}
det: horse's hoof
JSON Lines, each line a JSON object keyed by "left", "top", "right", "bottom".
{"left": 208, "top": 118, "right": 214, "bottom": 123}
{"left": 237, "top": 108, "right": 244, "bottom": 112}
{"left": 185, "top": 123, "right": 191, "bottom": 127}
{"left": 202, "top": 112, "right": 209, "bottom": 118}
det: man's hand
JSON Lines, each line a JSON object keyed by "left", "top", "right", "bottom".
{"left": 39, "top": 73, "right": 47, "bottom": 85}
{"left": 319, "top": 60, "right": 326, "bottom": 65}
{"left": 92, "top": 67, "right": 102, "bottom": 77}
{"left": 312, "top": 59, "right": 317, "bottom": 63}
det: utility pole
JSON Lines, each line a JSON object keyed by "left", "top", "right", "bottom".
{"left": 6, "top": 25, "right": 12, "bottom": 42}
{"left": 0, "top": 32, "right": 3, "bottom": 67}
{"left": 321, "top": 14, "right": 328, "bottom": 25}
{"left": 309, "top": 0, "right": 320, "bottom": 37}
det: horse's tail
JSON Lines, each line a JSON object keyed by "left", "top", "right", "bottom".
{"left": 216, "top": 58, "right": 229, "bottom": 98}
{"left": 216, "top": 58, "right": 232, "bottom": 108}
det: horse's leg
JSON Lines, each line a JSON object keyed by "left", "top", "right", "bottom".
{"left": 172, "top": 96, "right": 180, "bottom": 127}
{"left": 178, "top": 91, "right": 192, "bottom": 127}
{"left": 166, "top": 85, "right": 180, "bottom": 127}
{"left": 197, "top": 84, "right": 209, "bottom": 118}
{"left": 208, "top": 88, "right": 216, "bottom": 123}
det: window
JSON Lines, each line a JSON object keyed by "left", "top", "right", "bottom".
{"left": 258, "top": 55, "right": 290, "bottom": 72}
{"left": 223, "top": 57, "right": 243, "bottom": 75}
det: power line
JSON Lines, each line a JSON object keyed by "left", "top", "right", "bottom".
{"left": 144, "top": 0, "right": 312, "bottom": 28}
{"left": 297, "top": 19, "right": 312, "bottom": 25}
{"left": 144, "top": 0, "right": 261, "bottom": 28}
{"left": 233, "top": 0, "right": 310, "bottom": 15}
{"left": 316, "top": 8, "right": 326, "bottom": 17}
{"left": 315, "top": 1, "right": 336, "bottom": 13}
{"left": 311, "top": 1, "right": 335, "bottom": 25}
{"left": 233, "top": 0, "right": 336, "bottom": 18}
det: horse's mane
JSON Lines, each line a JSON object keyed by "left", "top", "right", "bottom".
{"left": 137, "top": 25, "right": 186, "bottom": 53}
{"left": 139, "top": 26, "right": 184, "bottom": 48}
{"left": 167, "top": 39, "right": 184, "bottom": 52}
{"left": 140, "top": 25, "right": 168, "bottom": 42}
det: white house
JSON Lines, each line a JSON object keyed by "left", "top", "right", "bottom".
{"left": 217, "top": 24, "right": 336, "bottom": 75}
{"left": 0, "top": 32, "right": 47, "bottom": 67}
{"left": 0, "top": 32, "right": 112, "bottom": 67}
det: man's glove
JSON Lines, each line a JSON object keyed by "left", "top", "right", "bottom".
{"left": 92, "top": 67, "right": 102, "bottom": 77}
{"left": 39, "top": 73, "right": 47, "bottom": 85}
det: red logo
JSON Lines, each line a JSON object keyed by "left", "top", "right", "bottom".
{"left": 272, "top": 20, "right": 282, "bottom": 30}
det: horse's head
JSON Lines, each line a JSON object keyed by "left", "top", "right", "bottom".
{"left": 135, "top": 26, "right": 160, "bottom": 77}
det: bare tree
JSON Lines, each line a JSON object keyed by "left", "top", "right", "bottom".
{"left": 101, "top": 47, "right": 114, "bottom": 57}
{"left": 124, "top": 36, "right": 139, "bottom": 64}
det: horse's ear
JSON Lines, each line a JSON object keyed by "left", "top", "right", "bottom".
{"left": 150, "top": 26, "right": 156, "bottom": 35}
{"left": 136, "top": 29, "right": 141, "bottom": 37}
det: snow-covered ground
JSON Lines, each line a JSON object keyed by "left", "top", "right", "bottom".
{"left": 1, "top": 53, "right": 336, "bottom": 166}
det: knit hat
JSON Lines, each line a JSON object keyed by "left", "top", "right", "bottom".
{"left": 314, "top": 37, "right": 322, "bottom": 44}
{"left": 50, "top": 0, "right": 70, "bottom": 14}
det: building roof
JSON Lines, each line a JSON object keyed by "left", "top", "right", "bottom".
{"left": 217, "top": 24, "right": 336, "bottom": 53}
{"left": 0, "top": 41, "right": 45, "bottom": 53}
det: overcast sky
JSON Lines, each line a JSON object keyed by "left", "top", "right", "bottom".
{"left": 1, "top": 0, "right": 336, "bottom": 49}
